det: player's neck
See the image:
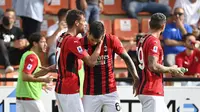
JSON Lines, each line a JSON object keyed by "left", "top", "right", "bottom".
{"left": 150, "top": 30, "right": 162, "bottom": 39}
{"left": 67, "top": 28, "right": 78, "bottom": 36}
{"left": 30, "top": 47, "right": 40, "bottom": 58}
{"left": 185, "top": 49, "right": 194, "bottom": 56}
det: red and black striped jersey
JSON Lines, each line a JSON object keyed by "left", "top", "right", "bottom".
{"left": 136, "top": 34, "right": 164, "bottom": 96}
{"left": 55, "top": 34, "right": 88, "bottom": 94}
{"left": 80, "top": 34, "right": 125, "bottom": 95}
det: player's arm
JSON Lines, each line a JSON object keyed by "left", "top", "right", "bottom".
{"left": 22, "top": 72, "right": 52, "bottom": 83}
{"left": 148, "top": 56, "right": 183, "bottom": 75}
{"left": 82, "top": 41, "right": 102, "bottom": 67}
{"left": 34, "top": 64, "right": 56, "bottom": 78}
{"left": 22, "top": 55, "right": 52, "bottom": 83}
{"left": 47, "top": 21, "right": 67, "bottom": 47}
{"left": 70, "top": 37, "right": 103, "bottom": 67}
{"left": 119, "top": 51, "right": 139, "bottom": 80}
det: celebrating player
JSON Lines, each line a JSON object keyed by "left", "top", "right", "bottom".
{"left": 55, "top": 10, "right": 103, "bottom": 112}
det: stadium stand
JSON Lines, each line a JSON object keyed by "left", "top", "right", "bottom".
{"left": 100, "top": 19, "right": 113, "bottom": 34}
{"left": 113, "top": 18, "right": 139, "bottom": 41}
{"left": 0, "top": 0, "right": 12, "bottom": 11}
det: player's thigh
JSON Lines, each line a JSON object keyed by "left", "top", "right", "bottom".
{"left": 16, "top": 100, "right": 25, "bottom": 112}
{"left": 82, "top": 95, "right": 102, "bottom": 112}
{"left": 103, "top": 92, "right": 122, "bottom": 112}
{"left": 138, "top": 95, "right": 168, "bottom": 112}
{"left": 56, "top": 93, "right": 84, "bottom": 112}
{"left": 23, "top": 100, "right": 46, "bottom": 112}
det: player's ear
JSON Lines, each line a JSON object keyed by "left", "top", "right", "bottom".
{"left": 75, "top": 20, "right": 79, "bottom": 26}
{"left": 161, "top": 24, "right": 166, "bottom": 32}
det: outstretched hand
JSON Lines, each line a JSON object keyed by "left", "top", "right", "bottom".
{"left": 40, "top": 65, "right": 56, "bottom": 72}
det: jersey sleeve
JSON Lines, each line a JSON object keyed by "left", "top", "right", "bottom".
{"left": 147, "top": 39, "right": 161, "bottom": 58}
{"left": 22, "top": 54, "right": 38, "bottom": 74}
{"left": 175, "top": 53, "right": 183, "bottom": 67}
{"left": 68, "top": 37, "right": 88, "bottom": 59}
{"left": 111, "top": 35, "right": 125, "bottom": 55}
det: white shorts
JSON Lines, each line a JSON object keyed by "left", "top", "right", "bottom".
{"left": 55, "top": 92, "right": 84, "bottom": 112}
{"left": 82, "top": 91, "right": 122, "bottom": 112}
{"left": 138, "top": 95, "right": 169, "bottom": 112}
{"left": 16, "top": 99, "right": 46, "bottom": 112}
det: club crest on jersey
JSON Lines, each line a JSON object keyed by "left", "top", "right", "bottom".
{"left": 77, "top": 46, "right": 83, "bottom": 53}
{"left": 27, "top": 64, "right": 32, "bottom": 70}
{"left": 153, "top": 46, "right": 158, "bottom": 53}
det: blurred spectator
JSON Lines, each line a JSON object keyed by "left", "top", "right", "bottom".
{"left": 0, "top": 8, "right": 3, "bottom": 23}
{"left": 173, "top": 0, "right": 200, "bottom": 29}
{"left": 122, "top": 0, "right": 171, "bottom": 19}
{"left": 13, "top": 0, "right": 51, "bottom": 39}
{"left": 176, "top": 33, "right": 200, "bottom": 86}
{"left": 76, "top": 0, "right": 103, "bottom": 25}
{"left": 47, "top": 8, "right": 69, "bottom": 65}
{"left": 0, "top": 9, "right": 28, "bottom": 73}
{"left": 163, "top": 7, "right": 192, "bottom": 66}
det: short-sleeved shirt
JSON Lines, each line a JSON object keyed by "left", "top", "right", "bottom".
{"left": 80, "top": 34, "right": 125, "bottom": 95}
{"left": 176, "top": 49, "right": 200, "bottom": 76}
{"left": 137, "top": 34, "right": 164, "bottom": 96}
{"left": 55, "top": 34, "right": 88, "bottom": 94}
{"left": 23, "top": 54, "right": 38, "bottom": 74}
{"left": 0, "top": 24, "right": 23, "bottom": 43}
{"left": 162, "top": 22, "right": 192, "bottom": 55}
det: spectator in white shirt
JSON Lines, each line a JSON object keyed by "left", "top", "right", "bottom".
{"left": 173, "top": 0, "right": 200, "bottom": 29}
{"left": 46, "top": 8, "right": 69, "bottom": 65}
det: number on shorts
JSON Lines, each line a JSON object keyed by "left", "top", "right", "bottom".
{"left": 137, "top": 47, "right": 145, "bottom": 70}
{"left": 115, "top": 102, "right": 121, "bottom": 111}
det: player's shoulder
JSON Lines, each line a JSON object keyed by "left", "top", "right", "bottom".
{"left": 26, "top": 53, "right": 38, "bottom": 61}
{"left": 67, "top": 36, "right": 81, "bottom": 45}
{"left": 105, "top": 34, "right": 118, "bottom": 39}
{"left": 147, "top": 35, "right": 160, "bottom": 44}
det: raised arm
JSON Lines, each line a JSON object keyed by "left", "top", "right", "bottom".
{"left": 82, "top": 40, "right": 103, "bottom": 67}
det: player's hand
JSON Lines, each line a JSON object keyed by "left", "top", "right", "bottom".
{"left": 133, "top": 77, "right": 139, "bottom": 96}
{"left": 43, "top": 75, "right": 54, "bottom": 83}
{"left": 169, "top": 67, "right": 184, "bottom": 77}
{"left": 42, "top": 83, "right": 53, "bottom": 93}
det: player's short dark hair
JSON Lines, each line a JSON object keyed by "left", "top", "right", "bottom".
{"left": 182, "top": 33, "right": 194, "bottom": 42}
{"left": 57, "top": 8, "right": 70, "bottom": 20}
{"left": 66, "top": 10, "right": 84, "bottom": 28}
{"left": 28, "top": 32, "right": 43, "bottom": 49}
{"left": 89, "top": 21, "right": 105, "bottom": 39}
{"left": 149, "top": 13, "right": 166, "bottom": 30}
